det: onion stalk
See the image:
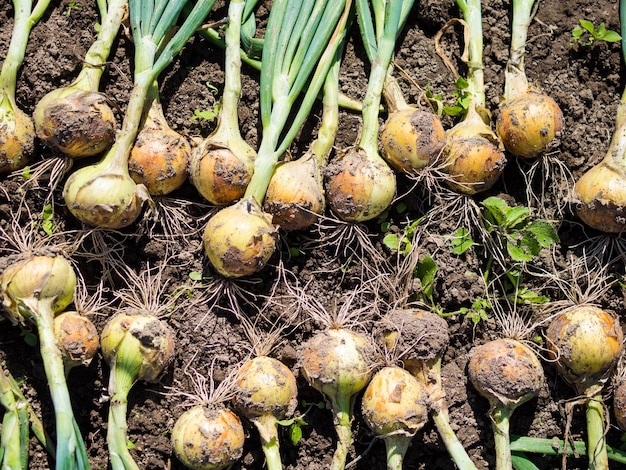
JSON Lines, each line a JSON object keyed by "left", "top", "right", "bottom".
{"left": 379, "top": 308, "right": 478, "bottom": 469}
{"left": 467, "top": 338, "right": 544, "bottom": 470}
{"left": 33, "top": 0, "right": 124, "bottom": 158}
{"left": 203, "top": 0, "right": 352, "bottom": 277}
{"left": 442, "top": 0, "right": 506, "bottom": 195}
{"left": 574, "top": 2, "right": 626, "bottom": 233}
{"left": 495, "top": 0, "right": 563, "bottom": 159}
{"left": 0, "top": 254, "right": 90, "bottom": 470}
{"left": 361, "top": 365, "right": 428, "bottom": 470}
{"left": 63, "top": 0, "right": 217, "bottom": 228}
{"left": 189, "top": 0, "right": 256, "bottom": 206}
{"left": 545, "top": 305, "right": 624, "bottom": 470}
{"left": 0, "top": 0, "right": 52, "bottom": 173}
{"left": 325, "top": 0, "right": 416, "bottom": 222}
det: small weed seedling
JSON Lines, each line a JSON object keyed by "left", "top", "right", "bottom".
{"left": 571, "top": 19, "right": 621, "bottom": 46}
{"left": 64, "top": 1, "right": 82, "bottom": 17}
{"left": 443, "top": 76, "right": 471, "bottom": 117}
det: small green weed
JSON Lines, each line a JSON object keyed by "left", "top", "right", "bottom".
{"left": 64, "top": 1, "right": 82, "bottom": 17}
{"left": 41, "top": 204, "right": 55, "bottom": 236}
{"left": 571, "top": 19, "right": 621, "bottom": 46}
{"left": 443, "top": 76, "right": 471, "bottom": 117}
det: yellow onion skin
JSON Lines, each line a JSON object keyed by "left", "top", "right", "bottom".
{"left": 545, "top": 305, "right": 623, "bottom": 394}
{"left": 613, "top": 379, "right": 626, "bottom": 430}
{"left": 496, "top": 92, "right": 563, "bottom": 159}
{"left": 128, "top": 114, "right": 191, "bottom": 196}
{"left": 233, "top": 356, "right": 297, "bottom": 421}
{"left": 63, "top": 154, "right": 149, "bottom": 229}
{"left": 324, "top": 148, "right": 396, "bottom": 222}
{"left": 442, "top": 136, "right": 507, "bottom": 195}
{"left": 1, "top": 255, "right": 76, "bottom": 324}
{"left": 264, "top": 154, "right": 325, "bottom": 231}
{"left": 361, "top": 366, "right": 428, "bottom": 437}
{"left": 574, "top": 162, "right": 626, "bottom": 233}
{"left": 100, "top": 313, "right": 175, "bottom": 383}
{"left": 53, "top": 311, "right": 100, "bottom": 369}
{"left": 34, "top": 88, "right": 116, "bottom": 158}
{"left": 203, "top": 197, "right": 278, "bottom": 278}
{"left": 0, "top": 107, "right": 35, "bottom": 174}
{"left": 189, "top": 137, "right": 255, "bottom": 206}
{"left": 301, "top": 328, "right": 374, "bottom": 402}
{"left": 468, "top": 338, "right": 544, "bottom": 408}
{"left": 381, "top": 108, "right": 446, "bottom": 172}
{"left": 172, "top": 404, "right": 245, "bottom": 470}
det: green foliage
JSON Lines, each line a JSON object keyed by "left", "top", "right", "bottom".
{"left": 64, "top": 1, "right": 82, "bottom": 17}
{"left": 571, "top": 19, "right": 621, "bottom": 46}
{"left": 424, "top": 84, "right": 444, "bottom": 116}
{"left": 192, "top": 106, "right": 220, "bottom": 122}
{"left": 414, "top": 255, "right": 437, "bottom": 304}
{"left": 19, "top": 325, "right": 37, "bottom": 347}
{"left": 448, "top": 227, "right": 477, "bottom": 255}
{"left": 481, "top": 196, "right": 559, "bottom": 263}
{"left": 278, "top": 400, "right": 324, "bottom": 446}
{"left": 41, "top": 204, "right": 55, "bottom": 236}
{"left": 458, "top": 297, "right": 490, "bottom": 325}
{"left": 443, "top": 76, "right": 470, "bottom": 117}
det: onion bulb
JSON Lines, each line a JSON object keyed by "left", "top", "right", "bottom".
{"left": 53, "top": 311, "right": 100, "bottom": 371}
{"left": 613, "top": 375, "right": 626, "bottom": 431}
{"left": 301, "top": 328, "right": 374, "bottom": 470}
{"left": 172, "top": 404, "right": 245, "bottom": 470}
{"left": 468, "top": 338, "right": 544, "bottom": 470}
{"left": 233, "top": 356, "right": 297, "bottom": 470}
{"left": 325, "top": 148, "right": 396, "bottom": 222}
{"left": 361, "top": 366, "right": 428, "bottom": 470}
{"left": 128, "top": 98, "right": 191, "bottom": 196}
{"left": 203, "top": 197, "right": 278, "bottom": 278}
{"left": 0, "top": 104, "right": 35, "bottom": 174}
{"left": 101, "top": 312, "right": 175, "bottom": 470}
{"left": 264, "top": 153, "right": 325, "bottom": 231}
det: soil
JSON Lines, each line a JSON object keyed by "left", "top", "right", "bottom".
{"left": 1, "top": 0, "right": 625, "bottom": 469}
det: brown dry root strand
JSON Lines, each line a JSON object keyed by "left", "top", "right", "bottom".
{"left": 171, "top": 404, "right": 245, "bottom": 470}
{"left": 545, "top": 305, "right": 624, "bottom": 395}
{"left": 324, "top": 147, "right": 396, "bottom": 223}
{"left": 34, "top": 89, "right": 116, "bottom": 158}
{"left": 442, "top": 136, "right": 507, "bottom": 195}
{"left": 0, "top": 108, "right": 35, "bottom": 174}
{"left": 574, "top": 162, "right": 626, "bottom": 233}
{"left": 496, "top": 91, "right": 563, "bottom": 159}
{"left": 128, "top": 114, "right": 191, "bottom": 196}
{"left": 264, "top": 153, "right": 325, "bottom": 231}
{"left": 381, "top": 108, "right": 446, "bottom": 173}
{"left": 189, "top": 139, "right": 255, "bottom": 206}
{"left": 203, "top": 197, "right": 278, "bottom": 278}
{"left": 53, "top": 311, "right": 100, "bottom": 370}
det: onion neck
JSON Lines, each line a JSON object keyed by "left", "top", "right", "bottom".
{"left": 310, "top": 51, "right": 340, "bottom": 168}
{"left": 490, "top": 404, "right": 514, "bottom": 470}
{"left": 586, "top": 394, "right": 609, "bottom": 470}
{"left": 599, "top": 100, "right": 626, "bottom": 175}
{"left": 385, "top": 435, "right": 410, "bottom": 470}
{"left": 330, "top": 392, "right": 355, "bottom": 470}
{"left": 503, "top": 0, "right": 534, "bottom": 102}
{"left": 72, "top": 0, "right": 127, "bottom": 92}
{"left": 382, "top": 68, "right": 411, "bottom": 113}
{"left": 252, "top": 414, "right": 283, "bottom": 470}
{"left": 456, "top": 0, "right": 486, "bottom": 110}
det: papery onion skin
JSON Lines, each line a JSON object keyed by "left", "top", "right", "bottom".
{"left": 264, "top": 155, "right": 324, "bottom": 231}
{"left": 468, "top": 338, "right": 544, "bottom": 407}
{"left": 189, "top": 140, "right": 255, "bottom": 206}
{"left": 545, "top": 305, "right": 624, "bottom": 393}
{"left": 496, "top": 92, "right": 563, "bottom": 159}
{"left": 381, "top": 108, "right": 446, "bottom": 172}
{"left": 172, "top": 405, "right": 245, "bottom": 470}
{"left": 128, "top": 115, "right": 191, "bottom": 196}
{"left": 203, "top": 197, "right": 278, "bottom": 278}
{"left": 574, "top": 163, "right": 626, "bottom": 233}
{"left": 34, "top": 89, "right": 116, "bottom": 158}
{"left": 361, "top": 365, "right": 428, "bottom": 437}
{"left": 54, "top": 311, "right": 100, "bottom": 369}
{"left": 442, "top": 136, "right": 507, "bottom": 195}
{"left": 233, "top": 356, "right": 298, "bottom": 420}
{"left": 0, "top": 107, "right": 35, "bottom": 173}
{"left": 325, "top": 148, "right": 396, "bottom": 222}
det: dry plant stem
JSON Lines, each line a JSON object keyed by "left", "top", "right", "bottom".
{"left": 490, "top": 404, "right": 514, "bottom": 470}
{"left": 411, "top": 358, "right": 478, "bottom": 470}
{"left": 107, "top": 351, "right": 140, "bottom": 470}
{"left": 586, "top": 393, "right": 609, "bottom": 470}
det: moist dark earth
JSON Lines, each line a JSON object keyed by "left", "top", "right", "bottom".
{"left": 1, "top": 0, "right": 626, "bottom": 469}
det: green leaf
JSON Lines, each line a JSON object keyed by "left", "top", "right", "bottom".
{"left": 526, "top": 221, "right": 559, "bottom": 248}
{"left": 126, "top": 439, "right": 136, "bottom": 450}
{"left": 188, "top": 271, "right": 203, "bottom": 281}
{"left": 601, "top": 30, "right": 622, "bottom": 42}
{"left": 579, "top": 19, "right": 595, "bottom": 34}
{"left": 512, "top": 452, "right": 541, "bottom": 470}
{"left": 511, "top": 288, "right": 550, "bottom": 305}
{"left": 455, "top": 76, "right": 469, "bottom": 89}
{"left": 415, "top": 255, "right": 437, "bottom": 301}
{"left": 503, "top": 206, "right": 530, "bottom": 230}
{"left": 289, "top": 423, "right": 303, "bottom": 445}
{"left": 383, "top": 233, "right": 400, "bottom": 251}
{"left": 448, "top": 228, "right": 476, "bottom": 255}
{"left": 506, "top": 239, "right": 535, "bottom": 262}
{"left": 481, "top": 196, "right": 509, "bottom": 227}
{"left": 572, "top": 25, "right": 583, "bottom": 40}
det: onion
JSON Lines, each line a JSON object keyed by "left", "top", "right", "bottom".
{"left": 203, "top": 197, "right": 278, "bottom": 278}
{"left": 0, "top": 106, "right": 35, "bottom": 174}
{"left": 361, "top": 366, "right": 428, "bottom": 470}
{"left": 189, "top": 0, "right": 255, "bottom": 206}
{"left": 172, "top": 404, "right": 245, "bottom": 470}
{"left": 128, "top": 97, "right": 191, "bottom": 196}
{"left": 233, "top": 356, "right": 297, "bottom": 470}
{"left": 301, "top": 327, "right": 375, "bottom": 470}
{"left": 467, "top": 338, "right": 544, "bottom": 470}
{"left": 545, "top": 305, "right": 623, "bottom": 469}
{"left": 53, "top": 310, "right": 100, "bottom": 371}
{"left": 613, "top": 374, "right": 626, "bottom": 431}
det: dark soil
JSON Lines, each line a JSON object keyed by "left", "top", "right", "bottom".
{"left": 1, "top": 0, "right": 626, "bottom": 469}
